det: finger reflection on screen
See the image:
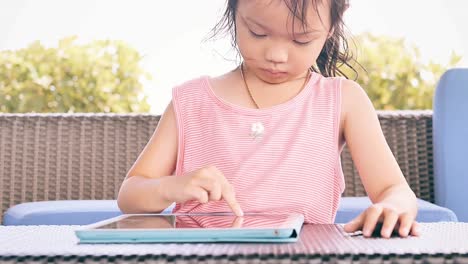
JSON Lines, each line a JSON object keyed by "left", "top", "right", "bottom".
{"left": 116, "top": 215, "right": 176, "bottom": 229}
{"left": 175, "top": 214, "right": 287, "bottom": 228}
{"left": 101, "top": 214, "right": 291, "bottom": 229}
{"left": 231, "top": 216, "right": 244, "bottom": 228}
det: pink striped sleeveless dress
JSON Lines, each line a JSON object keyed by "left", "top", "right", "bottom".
{"left": 171, "top": 73, "right": 345, "bottom": 223}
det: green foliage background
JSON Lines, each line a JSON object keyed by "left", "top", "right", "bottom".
{"left": 342, "top": 33, "right": 461, "bottom": 110}
{"left": 0, "top": 34, "right": 462, "bottom": 112}
{"left": 0, "top": 36, "right": 151, "bottom": 113}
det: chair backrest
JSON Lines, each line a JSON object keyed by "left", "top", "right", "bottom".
{"left": 433, "top": 68, "right": 468, "bottom": 222}
{"left": 0, "top": 111, "right": 435, "bottom": 224}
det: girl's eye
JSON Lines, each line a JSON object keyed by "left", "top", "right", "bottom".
{"left": 249, "top": 29, "right": 267, "bottom": 38}
{"left": 293, "top": 40, "right": 312, "bottom": 46}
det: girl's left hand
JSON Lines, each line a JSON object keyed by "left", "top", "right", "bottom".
{"left": 343, "top": 203, "right": 420, "bottom": 238}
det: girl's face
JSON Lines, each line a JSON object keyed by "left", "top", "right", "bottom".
{"left": 235, "top": 0, "right": 332, "bottom": 84}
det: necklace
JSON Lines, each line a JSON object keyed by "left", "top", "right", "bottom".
{"left": 239, "top": 63, "right": 312, "bottom": 140}
{"left": 239, "top": 63, "right": 311, "bottom": 109}
{"left": 240, "top": 63, "right": 260, "bottom": 109}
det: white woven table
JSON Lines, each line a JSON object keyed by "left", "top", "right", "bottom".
{"left": 1, "top": 223, "right": 468, "bottom": 257}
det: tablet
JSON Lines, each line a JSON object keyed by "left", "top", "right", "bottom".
{"left": 75, "top": 212, "right": 304, "bottom": 243}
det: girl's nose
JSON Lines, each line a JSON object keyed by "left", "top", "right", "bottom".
{"left": 265, "top": 44, "right": 288, "bottom": 64}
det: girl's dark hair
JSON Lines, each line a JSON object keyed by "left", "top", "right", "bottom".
{"left": 209, "top": 0, "right": 358, "bottom": 79}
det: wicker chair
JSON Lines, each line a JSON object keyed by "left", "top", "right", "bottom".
{"left": 0, "top": 111, "right": 446, "bottom": 224}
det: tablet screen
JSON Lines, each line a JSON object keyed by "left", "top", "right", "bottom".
{"left": 94, "top": 214, "right": 297, "bottom": 230}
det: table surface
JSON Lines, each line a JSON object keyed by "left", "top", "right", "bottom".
{"left": 1, "top": 222, "right": 468, "bottom": 257}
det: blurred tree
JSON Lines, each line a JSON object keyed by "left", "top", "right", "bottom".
{"left": 342, "top": 33, "right": 462, "bottom": 110}
{"left": 0, "top": 36, "right": 151, "bottom": 113}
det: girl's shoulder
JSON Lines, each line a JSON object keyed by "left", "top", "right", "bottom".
{"left": 331, "top": 77, "right": 370, "bottom": 146}
{"left": 315, "top": 74, "right": 366, "bottom": 102}
{"left": 340, "top": 78, "right": 370, "bottom": 110}
{"left": 172, "top": 76, "right": 209, "bottom": 93}
{"left": 171, "top": 76, "right": 212, "bottom": 112}
{"left": 172, "top": 71, "right": 240, "bottom": 112}
{"left": 206, "top": 69, "right": 239, "bottom": 93}
{"left": 338, "top": 77, "right": 374, "bottom": 135}
{"left": 173, "top": 71, "right": 237, "bottom": 96}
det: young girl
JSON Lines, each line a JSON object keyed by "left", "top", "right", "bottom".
{"left": 117, "top": 0, "right": 419, "bottom": 238}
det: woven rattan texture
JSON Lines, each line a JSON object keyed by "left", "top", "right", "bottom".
{"left": 0, "top": 111, "right": 434, "bottom": 223}
{"left": 0, "top": 223, "right": 467, "bottom": 257}
{"left": 2, "top": 255, "right": 468, "bottom": 264}
{"left": 1, "top": 254, "right": 468, "bottom": 264}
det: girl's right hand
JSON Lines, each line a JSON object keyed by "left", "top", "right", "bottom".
{"left": 161, "top": 165, "right": 244, "bottom": 216}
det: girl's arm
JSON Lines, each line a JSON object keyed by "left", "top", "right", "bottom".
{"left": 117, "top": 102, "right": 179, "bottom": 213}
{"left": 339, "top": 79, "right": 419, "bottom": 238}
{"left": 117, "top": 102, "right": 243, "bottom": 216}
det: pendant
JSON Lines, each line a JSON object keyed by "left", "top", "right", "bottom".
{"left": 250, "top": 122, "right": 264, "bottom": 139}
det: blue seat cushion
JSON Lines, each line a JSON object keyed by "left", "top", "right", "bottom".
{"left": 3, "top": 200, "right": 175, "bottom": 226}
{"left": 3, "top": 197, "right": 457, "bottom": 225}
{"left": 3, "top": 200, "right": 124, "bottom": 225}
{"left": 335, "top": 197, "right": 458, "bottom": 223}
